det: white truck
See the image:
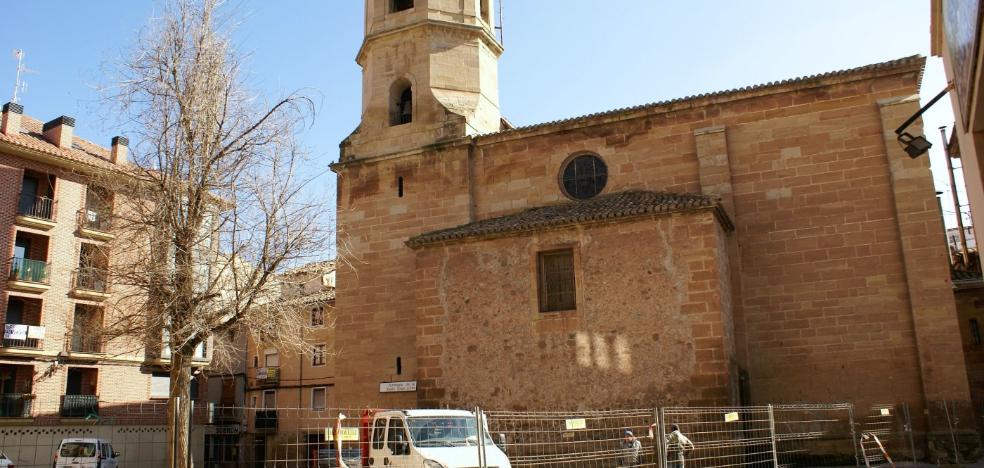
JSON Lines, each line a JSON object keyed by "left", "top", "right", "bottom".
{"left": 333, "top": 409, "right": 511, "bottom": 468}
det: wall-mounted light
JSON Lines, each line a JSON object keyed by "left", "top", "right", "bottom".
{"left": 894, "top": 85, "right": 952, "bottom": 158}
{"left": 898, "top": 132, "right": 933, "bottom": 158}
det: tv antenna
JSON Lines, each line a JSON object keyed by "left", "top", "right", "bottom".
{"left": 11, "top": 49, "right": 39, "bottom": 104}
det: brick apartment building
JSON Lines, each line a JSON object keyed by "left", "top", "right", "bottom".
{"left": 329, "top": 0, "right": 975, "bottom": 440}
{"left": 243, "top": 261, "right": 335, "bottom": 462}
{"left": 0, "top": 102, "right": 207, "bottom": 422}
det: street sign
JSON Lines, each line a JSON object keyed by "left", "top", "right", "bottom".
{"left": 379, "top": 381, "right": 417, "bottom": 393}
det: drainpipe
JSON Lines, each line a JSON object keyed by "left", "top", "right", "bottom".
{"left": 941, "top": 126, "right": 971, "bottom": 268}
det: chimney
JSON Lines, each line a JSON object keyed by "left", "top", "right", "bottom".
{"left": 42, "top": 115, "right": 75, "bottom": 149}
{"left": 1, "top": 102, "right": 23, "bottom": 136}
{"left": 111, "top": 136, "right": 129, "bottom": 164}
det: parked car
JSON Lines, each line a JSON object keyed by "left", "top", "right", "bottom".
{"left": 53, "top": 438, "right": 119, "bottom": 468}
{"left": 0, "top": 451, "right": 13, "bottom": 467}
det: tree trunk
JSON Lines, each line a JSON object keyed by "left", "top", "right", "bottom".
{"left": 167, "top": 350, "right": 194, "bottom": 468}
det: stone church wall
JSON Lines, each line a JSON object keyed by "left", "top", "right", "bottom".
{"left": 411, "top": 211, "right": 734, "bottom": 409}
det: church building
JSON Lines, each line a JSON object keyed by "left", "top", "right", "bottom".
{"left": 330, "top": 0, "right": 972, "bottom": 433}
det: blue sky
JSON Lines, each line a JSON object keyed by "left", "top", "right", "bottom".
{"left": 0, "top": 1, "right": 966, "bottom": 227}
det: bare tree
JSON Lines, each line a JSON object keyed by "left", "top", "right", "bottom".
{"left": 98, "top": 1, "right": 329, "bottom": 465}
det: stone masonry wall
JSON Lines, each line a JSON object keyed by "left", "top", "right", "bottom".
{"left": 411, "top": 211, "right": 734, "bottom": 409}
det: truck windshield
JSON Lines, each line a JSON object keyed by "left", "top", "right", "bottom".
{"left": 60, "top": 442, "right": 97, "bottom": 457}
{"left": 407, "top": 417, "right": 494, "bottom": 447}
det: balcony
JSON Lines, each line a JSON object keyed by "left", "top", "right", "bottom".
{"left": 77, "top": 208, "right": 114, "bottom": 241}
{"left": 7, "top": 257, "right": 50, "bottom": 293}
{"left": 256, "top": 366, "right": 280, "bottom": 387}
{"left": 71, "top": 267, "right": 110, "bottom": 300}
{"left": 254, "top": 409, "right": 278, "bottom": 431}
{"left": 0, "top": 393, "right": 34, "bottom": 418}
{"left": 61, "top": 394, "right": 99, "bottom": 418}
{"left": 15, "top": 194, "right": 56, "bottom": 230}
{"left": 67, "top": 333, "right": 105, "bottom": 358}
{"left": 1, "top": 323, "right": 44, "bottom": 353}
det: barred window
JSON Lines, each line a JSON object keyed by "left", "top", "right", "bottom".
{"left": 537, "top": 249, "right": 576, "bottom": 312}
{"left": 311, "top": 306, "right": 325, "bottom": 327}
{"left": 561, "top": 154, "right": 607, "bottom": 200}
{"left": 971, "top": 318, "right": 982, "bottom": 346}
{"left": 312, "top": 344, "right": 327, "bottom": 367}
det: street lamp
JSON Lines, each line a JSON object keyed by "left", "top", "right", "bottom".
{"left": 893, "top": 85, "right": 952, "bottom": 158}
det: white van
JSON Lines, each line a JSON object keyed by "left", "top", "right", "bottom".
{"left": 358, "top": 409, "right": 511, "bottom": 468}
{"left": 54, "top": 438, "right": 119, "bottom": 468}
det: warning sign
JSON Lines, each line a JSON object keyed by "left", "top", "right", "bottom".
{"left": 325, "top": 427, "right": 360, "bottom": 441}
{"left": 565, "top": 418, "right": 587, "bottom": 430}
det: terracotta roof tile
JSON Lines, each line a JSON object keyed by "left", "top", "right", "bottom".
{"left": 0, "top": 115, "right": 118, "bottom": 170}
{"left": 407, "top": 190, "right": 732, "bottom": 248}
{"left": 480, "top": 55, "right": 925, "bottom": 139}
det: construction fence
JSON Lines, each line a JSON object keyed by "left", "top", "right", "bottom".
{"left": 0, "top": 401, "right": 980, "bottom": 467}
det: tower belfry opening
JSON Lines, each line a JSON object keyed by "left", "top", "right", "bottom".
{"left": 392, "top": 0, "right": 413, "bottom": 12}
{"left": 391, "top": 81, "right": 413, "bottom": 126}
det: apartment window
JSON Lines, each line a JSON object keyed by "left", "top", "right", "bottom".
{"left": 537, "top": 249, "right": 576, "bottom": 312}
{"left": 262, "top": 389, "right": 276, "bottom": 408}
{"left": 264, "top": 350, "right": 279, "bottom": 367}
{"left": 312, "top": 344, "right": 327, "bottom": 367}
{"left": 311, "top": 306, "right": 325, "bottom": 327}
{"left": 391, "top": 0, "right": 413, "bottom": 12}
{"left": 150, "top": 373, "right": 169, "bottom": 399}
{"left": 312, "top": 387, "right": 327, "bottom": 411}
{"left": 971, "top": 318, "right": 982, "bottom": 346}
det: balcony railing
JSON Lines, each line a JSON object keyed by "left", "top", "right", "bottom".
{"left": 256, "top": 366, "right": 280, "bottom": 386}
{"left": 0, "top": 393, "right": 34, "bottom": 418}
{"left": 61, "top": 394, "right": 98, "bottom": 418}
{"left": 73, "top": 267, "right": 109, "bottom": 293}
{"left": 254, "top": 409, "right": 278, "bottom": 430}
{"left": 8, "top": 257, "right": 50, "bottom": 284}
{"left": 1, "top": 323, "right": 44, "bottom": 350}
{"left": 17, "top": 194, "right": 55, "bottom": 221}
{"left": 69, "top": 333, "right": 104, "bottom": 354}
{"left": 78, "top": 208, "right": 112, "bottom": 232}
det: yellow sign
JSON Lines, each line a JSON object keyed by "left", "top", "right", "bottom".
{"left": 565, "top": 418, "right": 587, "bottom": 430}
{"left": 880, "top": 408, "right": 891, "bottom": 416}
{"left": 724, "top": 412, "right": 740, "bottom": 422}
{"left": 325, "top": 427, "right": 360, "bottom": 441}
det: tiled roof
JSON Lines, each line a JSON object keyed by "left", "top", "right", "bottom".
{"left": 480, "top": 55, "right": 925, "bottom": 139}
{"left": 0, "top": 115, "right": 118, "bottom": 170}
{"left": 283, "top": 289, "right": 336, "bottom": 308}
{"left": 407, "top": 190, "right": 731, "bottom": 248}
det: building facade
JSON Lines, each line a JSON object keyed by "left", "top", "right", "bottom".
{"left": 0, "top": 102, "right": 208, "bottom": 422}
{"left": 243, "top": 262, "right": 336, "bottom": 464}
{"left": 932, "top": 0, "right": 984, "bottom": 261}
{"left": 331, "top": 0, "right": 973, "bottom": 444}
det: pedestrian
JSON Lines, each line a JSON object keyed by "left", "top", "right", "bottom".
{"left": 665, "top": 424, "right": 694, "bottom": 468}
{"left": 618, "top": 429, "right": 642, "bottom": 467}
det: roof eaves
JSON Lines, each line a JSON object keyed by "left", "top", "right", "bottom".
{"left": 477, "top": 55, "right": 925, "bottom": 142}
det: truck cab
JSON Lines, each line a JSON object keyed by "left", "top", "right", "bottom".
{"left": 358, "top": 409, "right": 510, "bottom": 468}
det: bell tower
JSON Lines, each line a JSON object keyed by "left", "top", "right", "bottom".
{"left": 343, "top": 0, "right": 504, "bottom": 160}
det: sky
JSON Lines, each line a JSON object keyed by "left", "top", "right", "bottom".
{"left": 0, "top": 0, "right": 968, "bottom": 228}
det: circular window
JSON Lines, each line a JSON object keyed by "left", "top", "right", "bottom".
{"left": 560, "top": 154, "right": 608, "bottom": 199}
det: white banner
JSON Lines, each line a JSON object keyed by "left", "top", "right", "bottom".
{"left": 27, "top": 326, "right": 45, "bottom": 339}
{"left": 4, "top": 324, "right": 27, "bottom": 340}
{"left": 257, "top": 367, "right": 268, "bottom": 380}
